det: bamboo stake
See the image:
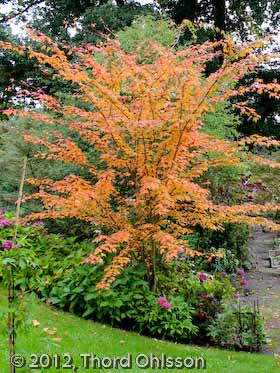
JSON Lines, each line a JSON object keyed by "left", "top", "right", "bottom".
{"left": 8, "top": 156, "right": 27, "bottom": 373}
{"left": 13, "top": 157, "right": 27, "bottom": 243}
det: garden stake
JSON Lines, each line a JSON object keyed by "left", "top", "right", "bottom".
{"left": 8, "top": 156, "right": 27, "bottom": 373}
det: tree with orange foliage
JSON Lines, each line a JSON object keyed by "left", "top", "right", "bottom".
{"left": 1, "top": 31, "right": 280, "bottom": 290}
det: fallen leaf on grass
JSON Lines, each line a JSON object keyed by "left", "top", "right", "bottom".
{"left": 32, "top": 320, "right": 40, "bottom": 327}
{"left": 43, "top": 328, "right": 57, "bottom": 335}
{"left": 52, "top": 338, "right": 63, "bottom": 342}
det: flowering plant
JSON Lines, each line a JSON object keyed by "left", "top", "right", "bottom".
{"left": 136, "top": 295, "right": 197, "bottom": 341}
{"left": 0, "top": 208, "right": 43, "bottom": 357}
{"left": 198, "top": 272, "right": 208, "bottom": 281}
{"left": 231, "top": 267, "right": 250, "bottom": 298}
{"left": 236, "top": 268, "right": 245, "bottom": 276}
{"left": 157, "top": 296, "right": 171, "bottom": 309}
{"left": 0, "top": 210, "right": 42, "bottom": 289}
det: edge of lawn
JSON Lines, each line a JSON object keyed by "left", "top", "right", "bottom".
{"left": 0, "top": 289, "right": 279, "bottom": 372}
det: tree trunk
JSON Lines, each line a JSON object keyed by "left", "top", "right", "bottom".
{"left": 173, "top": 0, "right": 198, "bottom": 24}
{"left": 116, "top": 0, "right": 125, "bottom": 6}
{"left": 152, "top": 243, "right": 157, "bottom": 293}
{"left": 212, "top": 0, "right": 226, "bottom": 33}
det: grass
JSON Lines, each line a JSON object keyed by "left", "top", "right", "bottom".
{"left": 0, "top": 289, "right": 279, "bottom": 373}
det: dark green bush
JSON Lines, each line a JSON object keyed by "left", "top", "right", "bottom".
{"left": 37, "top": 262, "right": 199, "bottom": 342}
{"left": 194, "top": 223, "right": 250, "bottom": 270}
{"left": 20, "top": 236, "right": 198, "bottom": 342}
{"left": 45, "top": 265, "right": 150, "bottom": 326}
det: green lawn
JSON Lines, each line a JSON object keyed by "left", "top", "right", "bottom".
{"left": 0, "top": 289, "right": 278, "bottom": 373}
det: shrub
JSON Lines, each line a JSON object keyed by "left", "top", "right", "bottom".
{"left": 195, "top": 223, "right": 250, "bottom": 268}
{"left": 155, "top": 262, "right": 236, "bottom": 340}
{"left": 0, "top": 210, "right": 42, "bottom": 289}
{"left": 206, "top": 248, "right": 241, "bottom": 273}
{"left": 157, "top": 263, "right": 234, "bottom": 308}
{"left": 135, "top": 295, "right": 198, "bottom": 342}
{"left": 182, "top": 272, "right": 235, "bottom": 341}
{"left": 45, "top": 265, "right": 151, "bottom": 327}
{"left": 207, "top": 303, "right": 267, "bottom": 351}
{"left": 34, "top": 260, "right": 198, "bottom": 342}
{"left": 7, "top": 229, "right": 199, "bottom": 343}
{"left": 156, "top": 260, "right": 194, "bottom": 295}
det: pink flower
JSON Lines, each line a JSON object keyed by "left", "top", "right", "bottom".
{"left": 0, "top": 209, "right": 6, "bottom": 214}
{"left": 240, "top": 278, "right": 249, "bottom": 287}
{"left": 2, "top": 240, "right": 13, "bottom": 250}
{"left": 198, "top": 272, "right": 208, "bottom": 281}
{"left": 236, "top": 268, "right": 245, "bottom": 276}
{"left": 201, "top": 294, "right": 209, "bottom": 300}
{"left": 220, "top": 271, "right": 227, "bottom": 277}
{"left": 158, "top": 297, "right": 171, "bottom": 309}
{"left": 33, "top": 221, "right": 44, "bottom": 227}
{"left": 161, "top": 301, "right": 171, "bottom": 309}
{"left": 23, "top": 221, "right": 30, "bottom": 227}
{"left": 0, "top": 219, "right": 11, "bottom": 227}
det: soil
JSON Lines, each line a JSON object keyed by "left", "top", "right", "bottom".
{"left": 239, "top": 228, "right": 280, "bottom": 355}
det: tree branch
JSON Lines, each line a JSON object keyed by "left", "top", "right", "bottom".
{"left": 0, "top": 0, "right": 45, "bottom": 24}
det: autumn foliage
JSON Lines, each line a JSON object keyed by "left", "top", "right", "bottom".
{"left": 1, "top": 31, "right": 280, "bottom": 289}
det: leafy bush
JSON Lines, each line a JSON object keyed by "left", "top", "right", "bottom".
{"left": 206, "top": 248, "right": 241, "bottom": 273}
{"left": 156, "top": 263, "right": 235, "bottom": 341}
{"left": 157, "top": 260, "right": 194, "bottom": 294}
{"left": 207, "top": 303, "right": 267, "bottom": 351}
{"left": 0, "top": 210, "right": 42, "bottom": 289}
{"left": 33, "top": 260, "right": 199, "bottom": 342}
{"left": 157, "top": 263, "right": 234, "bottom": 306}
{"left": 44, "top": 265, "right": 150, "bottom": 326}
{"left": 135, "top": 295, "right": 198, "bottom": 342}
{"left": 1, "top": 223, "right": 199, "bottom": 343}
{"left": 195, "top": 224, "right": 250, "bottom": 268}
{"left": 181, "top": 272, "right": 235, "bottom": 341}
